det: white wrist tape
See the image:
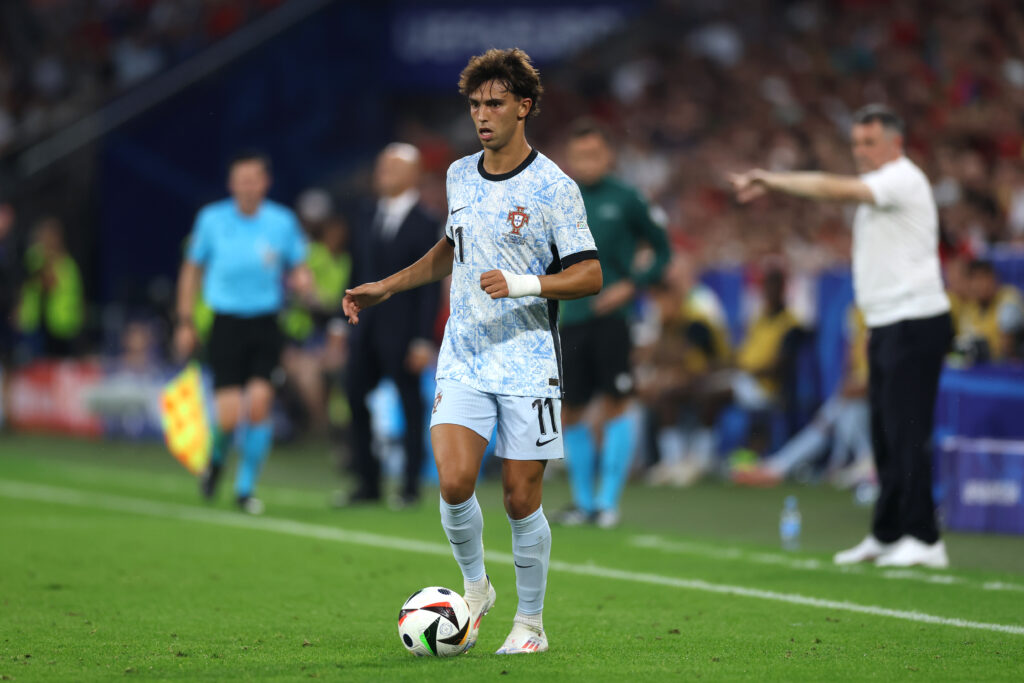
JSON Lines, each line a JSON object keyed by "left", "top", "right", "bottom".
{"left": 500, "top": 270, "right": 542, "bottom": 298}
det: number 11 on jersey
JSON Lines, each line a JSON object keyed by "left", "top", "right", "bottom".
{"left": 454, "top": 226, "right": 465, "bottom": 263}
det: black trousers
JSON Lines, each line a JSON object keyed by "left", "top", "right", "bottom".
{"left": 868, "top": 312, "right": 952, "bottom": 544}
{"left": 345, "top": 335, "right": 424, "bottom": 499}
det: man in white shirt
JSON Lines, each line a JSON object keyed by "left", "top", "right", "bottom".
{"left": 729, "top": 104, "right": 953, "bottom": 568}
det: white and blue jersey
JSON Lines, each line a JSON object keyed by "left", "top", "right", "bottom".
{"left": 437, "top": 149, "right": 598, "bottom": 398}
{"left": 186, "top": 199, "right": 307, "bottom": 316}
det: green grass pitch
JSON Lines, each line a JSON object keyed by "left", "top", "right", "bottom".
{"left": 1, "top": 434, "right": 1023, "bottom": 681}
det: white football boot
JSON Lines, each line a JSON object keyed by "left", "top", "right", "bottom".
{"left": 495, "top": 622, "right": 548, "bottom": 655}
{"left": 833, "top": 535, "right": 893, "bottom": 565}
{"left": 462, "top": 576, "right": 496, "bottom": 651}
{"left": 594, "top": 509, "right": 620, "bottom": 529}
{"left": 875, "top": 536, "right": 949, "bottom": 569}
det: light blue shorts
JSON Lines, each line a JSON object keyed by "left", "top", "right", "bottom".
{"left": 429, "top": 378, "right": 564, "bottom": 461}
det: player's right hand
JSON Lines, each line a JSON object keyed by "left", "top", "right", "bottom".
{"left": 173, "top": 323, "right": 197, "bottom": 362}
{"left": 342, "top": 281, "right": 391, "bottom": 324}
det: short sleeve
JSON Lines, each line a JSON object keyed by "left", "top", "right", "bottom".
{"left": 284, "top": 212, "right": 308, "bottom": 267}
{"left": 861, "top": 162, "right": 911, "bottom": 209}
{"left": 185, "top": 209, "right": 212, "bottom": 265}
{"left": 549, "top": 178, "right": 597, "bottom": 268}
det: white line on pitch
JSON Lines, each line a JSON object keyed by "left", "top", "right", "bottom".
{"left": 1, "top": 479, "right": 1022, "bottom": 637}
{"left": 629, "top": 535, "right": 1024, "bottom": 593}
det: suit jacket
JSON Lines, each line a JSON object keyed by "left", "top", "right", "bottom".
{"left": 347, "top": 199, "right": 442, "bottom": 362}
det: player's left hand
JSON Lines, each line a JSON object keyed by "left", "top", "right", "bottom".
{"left": 592, "top": 280, "right": 636, "bottom": 315}
{"left": 728, "top": 170, "right": 770, "bottom": 203}
{"left": 480, "top": 270, "right": 510, "bottom": 299}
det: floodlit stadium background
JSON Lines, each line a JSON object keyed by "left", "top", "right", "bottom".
{"left": 2, "top": 1, "right": 1024, "bottom": 539}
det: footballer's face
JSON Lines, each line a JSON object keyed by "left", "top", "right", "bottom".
{"left": 566, "top": 132, "right": 613, "bottom": 186}
{"left": 850, "top": 121, "right": 901, "bottom": 173}
{"left": 229, "top": 160, "right": 270, "bottom": 215}
{"left": 468, "top": 80, "right": 531, "bottom": 152}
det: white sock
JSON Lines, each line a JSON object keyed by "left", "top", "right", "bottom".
{"left": 657, "top": 427, "right": 687, "bottom": 465}
{"left": 464, "top": 575, "right": 489, "bottom": 597}
{"left": 439, "top": 494, "right": 486, "bottom": 584}
{"left": 514, "top": 611, "right": 544, "bottom": 633}
{"left": 509, "top": 506, "right": 551, "bottom": 615}
{"left": 689, "top": 428, "right": 715, "bottom": 470}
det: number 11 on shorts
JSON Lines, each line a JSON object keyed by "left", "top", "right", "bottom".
{"left": 532, "top": 398, "right": 559, "bottom": 447}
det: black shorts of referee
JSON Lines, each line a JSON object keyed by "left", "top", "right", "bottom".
{"left": 560, "top": 314, "right": 634, "bottom": 406}
{"left": 207, "top": 313, "right": 283, "bottom": 390}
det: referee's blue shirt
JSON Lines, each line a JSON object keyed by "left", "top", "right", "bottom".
{"left": 186, "top": 198, "right": 308, "bottom": 316}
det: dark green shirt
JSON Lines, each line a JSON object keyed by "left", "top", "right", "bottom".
{"left": 560, "top": 175, "right": 671, "bottom": 326}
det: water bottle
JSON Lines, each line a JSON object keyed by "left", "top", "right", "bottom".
{"left": 779, "top": 495, "right": 801, "bottom": 551}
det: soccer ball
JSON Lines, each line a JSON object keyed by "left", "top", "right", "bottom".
{"left": 397, "top": 586, "right": 471, "bottom": 657}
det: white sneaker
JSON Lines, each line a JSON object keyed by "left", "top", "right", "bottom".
{"left": 875, "top": 536, "right": 949, "bottom": 569}
{"left": 237, "top": 496, "right": 265, "bottom": 515}
{"left": 830, "top": 457, "right": 875, "bottom": 490}
{"left": 833, "top": 535, "right": 893, "bottom": 565}
{"left": 462, "top": 577, "right": 496, "bottom": 651}
{"left": 495, "top": 622, "right": 548, "bottom": 654}
{"left": 595, "top": 509, "right": 620, "bottom": 529}
{"left": 555, "top": 507, "right": 591, "bottom": 526}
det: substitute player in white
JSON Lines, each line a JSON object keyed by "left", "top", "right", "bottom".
{"left": 342, "top": 48, "right": 601, "bottom": 654}
{"left": 729, "top": 105, "right": 953, "bottom": 569}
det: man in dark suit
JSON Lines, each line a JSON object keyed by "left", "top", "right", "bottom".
{"left": 341, "top": 143, "right": 441, "bottom": 507}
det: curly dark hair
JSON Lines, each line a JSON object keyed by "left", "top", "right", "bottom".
{"left": 458, "top": 48, "right": 543, "bottom": 118}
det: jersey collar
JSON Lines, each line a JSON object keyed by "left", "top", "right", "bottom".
{"left": 477, "top": 148, "right": 538, "bottom": 182}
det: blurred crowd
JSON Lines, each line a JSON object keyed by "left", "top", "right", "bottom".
{"left": 0, "top": 0, "right": 284, "bottom": 153}
{"left": 2, "top": 0, "right": 1024, "bottom": 492}
{"left": 541, "top": 0, "right": 1024, "bottom": 264}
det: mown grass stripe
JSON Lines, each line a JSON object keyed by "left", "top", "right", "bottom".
{"left": 1, "top": 479, "right": 1022, "bottom": 637}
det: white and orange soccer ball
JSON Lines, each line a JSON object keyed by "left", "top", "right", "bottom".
{"left": 397, "top": 586, "right": 471, "bottom": 657}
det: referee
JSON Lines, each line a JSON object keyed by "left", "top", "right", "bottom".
{"left": 559, "top": 119, "right": 671, "bottom": 529}
{"left": 175, "top": 151, "right": 311, "bottom": 514}
{"left": 729, "top": 105, "right": 953, "bottom": 568}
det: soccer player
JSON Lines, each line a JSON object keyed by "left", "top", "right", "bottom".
{"left": 729, "top": 105, "right": 953, "bottom": 568}
{"left": 559, "top": 119, "right": 671, "bottom": 529}
{"left": 343, "top": 48, "right": 601, "bottom": 654}
{"left": 174, "top": 151, "right": 310, "bottom": 514}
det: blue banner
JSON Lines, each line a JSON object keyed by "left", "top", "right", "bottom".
{"left": 940, "top": 437, "right": 1024, "bottom": 535}
{"left": 386, "top": 1, "right": 647, "bottom": 87}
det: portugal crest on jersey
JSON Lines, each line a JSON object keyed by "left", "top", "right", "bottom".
{"left": 507, "top": 206, "right": 530, "bottom": 235}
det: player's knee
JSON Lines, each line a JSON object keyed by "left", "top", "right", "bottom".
{"left": 248, "top": 399, "right": 272, "bottom": 423}
{"left": 503, "top": 488, "right": 539, "bottom": 520}
{"left": 562, "top": 403, "right": 584, "bottom": 427}
{"left": 439, "top": 477, "right": 475, "bottom": 505}
{"left": 246, "top": 381, "right": 274, "bottom": 423}
{"left": 218, "top": 415, "right": 240, "bottom": 432}
{"left": 215, "top": 393, "right": 243, "bottom": 431}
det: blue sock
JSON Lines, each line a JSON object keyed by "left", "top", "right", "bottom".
{"left": 509, "top": 506, "right": 551, "bottom": 615}
{"left": 564, "top": 423, "right": 596, "bottom": 513}
{"left": 235, "top": 421, "right": 272, "bottom": 499}
{"left": 210, "top": 425, "right": 233, "bottom": 467}
{"left": 439, "top": 493, "right": 486, "bottom": 584}
{"left": 595, "top": 414, "right": 635, "bottom": 513}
